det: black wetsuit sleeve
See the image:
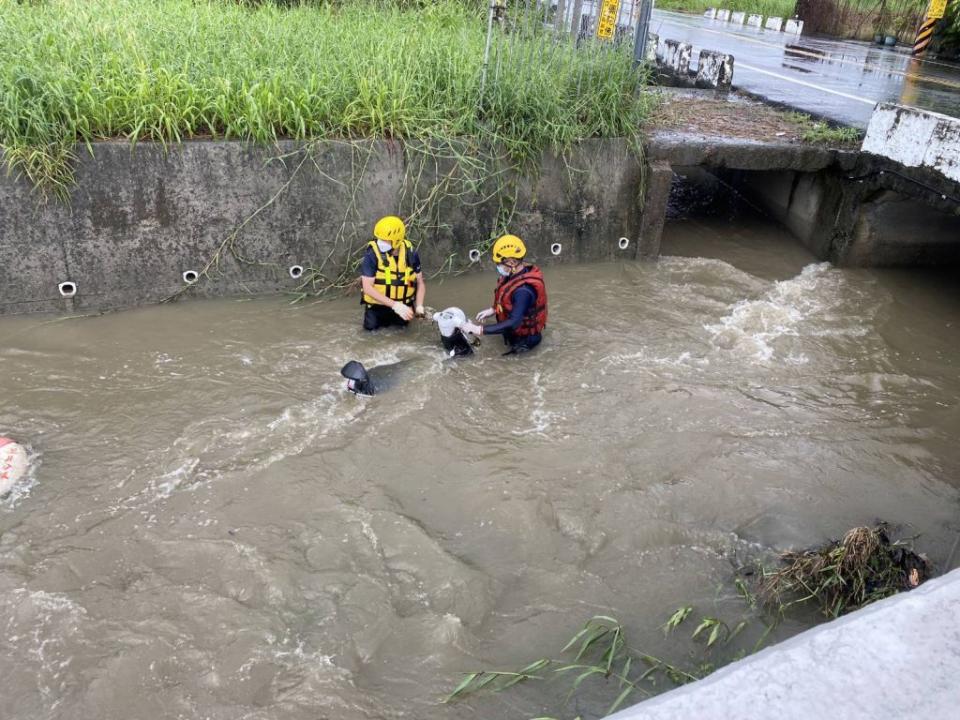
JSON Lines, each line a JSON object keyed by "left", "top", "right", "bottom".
{"left": 483, "top": 286, "right": 535, "bottom": 336}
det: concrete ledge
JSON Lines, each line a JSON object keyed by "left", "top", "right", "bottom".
{"left": 647, "top": 133, "right": 845, "bottom": 172}
{"left": 610, "top": 568, "right": 960, "bottom": 720}
{"left": 746, "top": 13, "right": 763, "bottom": 27}
{"left": 730, "top": 11, "right": 746, "bottom": 24}
{"left": 862, "top": 102, "right": 960, "bottom": 183}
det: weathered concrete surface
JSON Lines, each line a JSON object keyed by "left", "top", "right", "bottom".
{"left": 647, "top": 133, "right": 849, "bottom": 172}
{"left": 746, "top": 13, "right": 762, "bottom": 27}
{"left": 648, "top": 124, "right": 960, "bottom": 267}
{"left": 0, "top": 140, "right": 644, "bottom": 315}
{"left": 695, "top": 49, "right": 735, "bottom": 90}
{"left": 862, "top": 102, "right": 960, "bottom": 183}
{"left": 610, "top": 568, "right": 960, "bottom": 720}
{"left": 730, "top": 11, "right": 746, "bottom": 25}
{"left": 784, "top": 17, "right": 804, "bottom": 34}
{"left": 764, "top": 16, "right": 783, "bottom": 31}
{"left": 638, "top": 161, "right": 673, "bottom": 258}
{"left": 656, "top": 38, "right": 693, "bottom": 78}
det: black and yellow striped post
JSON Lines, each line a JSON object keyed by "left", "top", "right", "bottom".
{"left": 913, "top": 0, "right": 948, "bottom": 56}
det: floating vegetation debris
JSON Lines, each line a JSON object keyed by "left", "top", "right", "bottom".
{"left": 446, "top": 525, "right": 935, "bottom": 718}
{"left": 758, "top": 524, "right": 930, "bottom": 619}
{"left": 444, "top": 615, "right": 702, "bottom": 717}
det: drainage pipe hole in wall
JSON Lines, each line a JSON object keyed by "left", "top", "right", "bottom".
{"left": 550, "top": 243, "right": 562, "bottom": 256}
{"left": 182, "top": 270, "right": 199, "bottom": 284}
{"left": 289, "top": 265, "right": 304, "bottom": 279}
{"left": 58, "top": 282, "right": 77, "bottom": 298}
{"left": 618, "top": 237, "right": 630, "bottom": 250}
{"left": 468, "top": 249, "right": 481, "bottom": 263}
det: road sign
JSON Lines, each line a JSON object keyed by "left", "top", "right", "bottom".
{"left": 928, "top": 0, "right": 948, "bottom": 18}
{"left": 597, "top": 0, "right": 621, "bottom": 40}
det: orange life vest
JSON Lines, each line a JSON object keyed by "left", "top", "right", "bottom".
{"left": 493, "top": 265, "right": 547, "bottom": 338}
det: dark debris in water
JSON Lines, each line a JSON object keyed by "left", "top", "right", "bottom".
{"left": 757, "top": 524, "right": 931, "bottom": 619}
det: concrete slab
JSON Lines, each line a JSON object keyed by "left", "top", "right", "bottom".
{"left": 730, "top": 11, "right": 746, "bottom": 24}
{"left": 764, "top": 16, "right": 783, "bottom": 31}
{"left": 746, "top": 13, "right": 762, "bottom": 27}
{"left": 610, "top": 568, "right": 960, "bottom": 720}
{"left": 784, "top": 18, "right": 804, "bottom": 34}
{"left": 695, "top": 49, "right": 734, "bottom": 89}
{"left": 862, "top": 103, "right": 960, "bottom": 183}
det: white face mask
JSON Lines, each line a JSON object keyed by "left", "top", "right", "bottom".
{"left": 376, "top": 240, "right": 393, "bottom": 252}
{"left": 496, "top": 264, "right": 511, "bottom": 277}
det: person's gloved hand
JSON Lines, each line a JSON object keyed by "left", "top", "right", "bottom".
{"left": 392, "top": 302, "right": 414, "bottom": 322}
{"left": 461, "top": 320, "right": 483, "bottom": 336}
{"left": 415, "top": 305, "right": 426, "bottom": 318}
{"left": 476, "top": 307, "right": 495, "bottom": 322}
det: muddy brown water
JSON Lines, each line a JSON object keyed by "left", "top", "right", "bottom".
{"left": 2, "top": 217, "right": 959, "bottom": 720}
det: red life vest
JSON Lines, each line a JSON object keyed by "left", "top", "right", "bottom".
{"left": 493, "top": 265, "right": 547, "bottom": 337}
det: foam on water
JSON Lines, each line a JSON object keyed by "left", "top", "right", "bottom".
{"left": 0, "top": 444, "right": 40, "bottom": 510}
{"left": 706, "top": 262, "right": 857, "bottom": 362}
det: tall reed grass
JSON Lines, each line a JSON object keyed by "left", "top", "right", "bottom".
{"left": 0, "top": 0, "right": 651, "bottom": 196}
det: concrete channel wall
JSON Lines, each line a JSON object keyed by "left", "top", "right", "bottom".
{"left": 0, "top": 140, "right": 645, "bottom": 315}
{"left": 610, "top": 567, "right": 960, "bottom": 720}
{"left": 3, "top": 130, "right": 959, "bottom": 316}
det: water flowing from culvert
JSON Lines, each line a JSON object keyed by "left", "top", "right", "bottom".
{"left": 2, "top": 216, "right": 960, "bottom": 720}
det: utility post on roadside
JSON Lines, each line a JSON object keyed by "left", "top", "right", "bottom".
{"left": 632, "top": 0, "right": 653, "bottom": 65}
{"left": 913, "top": 0, "right": 949, "bottom": 55}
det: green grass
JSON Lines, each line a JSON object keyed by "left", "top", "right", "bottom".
{"left": 0, "top": 0, "right": 652, "bottom": 197}
{"left": 785, "top": 111, "right": 861, "bottom": 144}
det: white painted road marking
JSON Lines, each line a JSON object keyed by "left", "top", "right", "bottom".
{"left": 736, "top": 62, "right": 878, "bottom": 106}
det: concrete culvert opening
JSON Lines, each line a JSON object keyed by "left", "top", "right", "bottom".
{"left": 550, "top": 243, "right": 562, "bottom": 256}
{"left": 182, "top": 270, "right": 199, "bottom": 284}
{"left": 618, "top": 237, "right": 630, "bottom": 250}
{"left": 288, "top": 265, "right": 304, "bottom": 279}
{"left": 468, "top": 249, "right": 481, "bottom": 263}
{"left": 666, "top": 165, "right": 960, "bottom": 267}
{"left": 58, "top": 281, "right": 77, "bottom": 298}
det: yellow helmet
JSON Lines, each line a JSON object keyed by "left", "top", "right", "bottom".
{"left": 374, "top": 215, "right": 406, "bottom": 246}
{"left": 492, "top": 234, "right": 526, "bottom": 263}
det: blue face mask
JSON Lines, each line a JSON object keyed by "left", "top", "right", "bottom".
{"left": 496, "top": 264, "right": 511, "bottom": 277}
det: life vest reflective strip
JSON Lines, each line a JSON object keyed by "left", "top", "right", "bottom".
{"left": 493, "top": 265, "right": 547, "bottom": 338}
{"left": 362, "top": 240, "right": 418, "bottom": 306}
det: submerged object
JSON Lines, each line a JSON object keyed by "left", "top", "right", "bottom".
{"left": 0, "top": 437, "right": 28, "bottom": 496}
{"left": 341, "top": 307, "right": 475, "bottom": 396}
{"left": 340, "top": 359, "right": 415, "bottom": 396}
{"left": 433, "top": 307, "right": 475, "bottom": 357}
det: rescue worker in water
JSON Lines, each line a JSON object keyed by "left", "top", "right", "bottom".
{"left": 461, "top": 234, "right": 547, "bottom": 353}
{"left": 359, "top": 216, "right": 426, "bottom": 331}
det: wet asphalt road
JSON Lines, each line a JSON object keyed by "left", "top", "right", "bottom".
{"left": 650, "top": 9, "right": 960, "bottom": 128}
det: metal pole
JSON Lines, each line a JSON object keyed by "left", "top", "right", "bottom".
{"left": 480, "top": 0, "right": 497, "bottom": 96}
{"left": 569, "top": 0, "right": 584, "bottom": 40}
{"left": 632, "top": 0, "right": 653, "bottom": 65}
